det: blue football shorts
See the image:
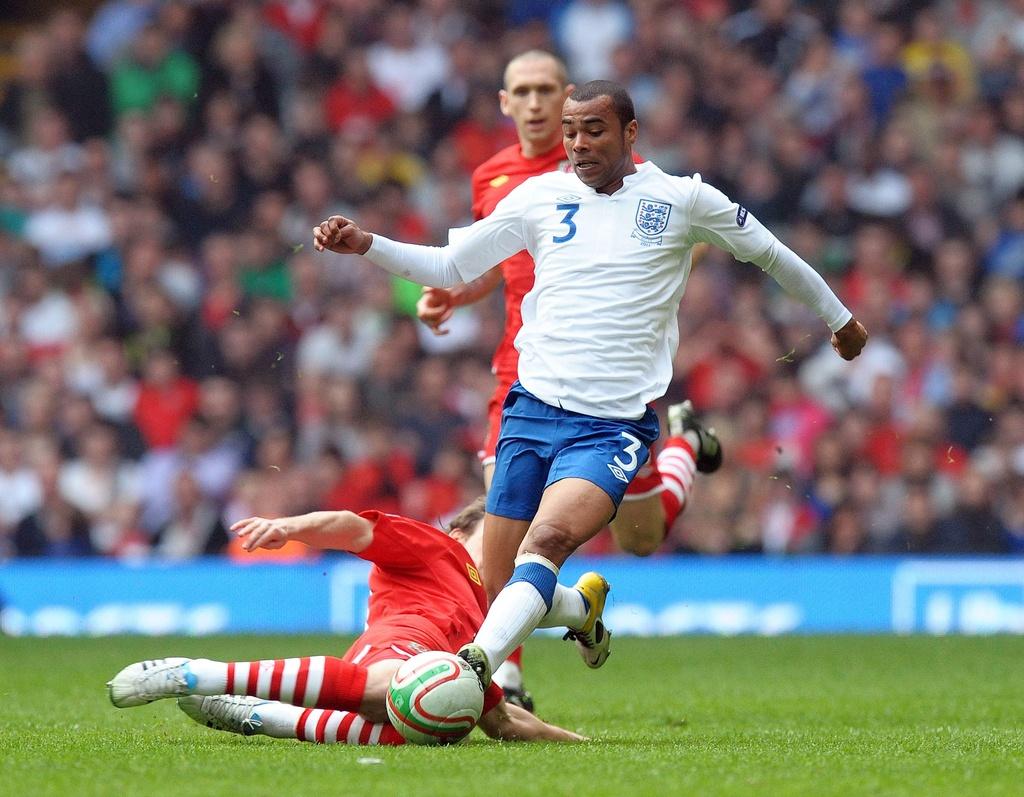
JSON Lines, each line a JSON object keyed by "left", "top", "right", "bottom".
{"left": 486, "top": 382, "right": 661, "bottom": 521}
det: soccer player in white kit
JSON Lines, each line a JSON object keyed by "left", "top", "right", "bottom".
{"left": 313, "top": 81, "right": 869, "bottom": 687}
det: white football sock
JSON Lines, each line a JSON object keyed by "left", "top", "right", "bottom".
{"left": 538, "top": 584, "right": 588, "bottom": 629}
{"left": 491, "top": 660, "right": 523, "bottom": 691}
{"left": 475, "top": 582, "right": 549, "bottom": 671}
{"left": 474, "top": 554, "right": 559, "bottom": 670}
{"left": 253, "top": 700, "right": 304, "bottom": 738}
{"left": 187, "top": 659, "right": 228, "bottom": 694}
{"left": 249, "top": 702, "right": 389, "bottom": 744}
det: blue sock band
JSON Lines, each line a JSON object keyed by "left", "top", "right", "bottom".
{"left": 506, "top": 562, "right": 558, "bottom": 612}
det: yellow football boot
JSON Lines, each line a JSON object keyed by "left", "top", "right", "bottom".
{"left": 565, "top": 572, "right": 612, "bottom": 669}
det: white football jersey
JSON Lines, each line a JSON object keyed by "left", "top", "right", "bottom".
{"left": 446, "top": 161, "right": 782, "bottom": 419}
{"left": 365, "top": 159, "right": 850, "bottom": 420}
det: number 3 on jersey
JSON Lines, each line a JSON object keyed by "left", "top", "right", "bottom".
{"left": 552, "top": 203, "right": 579, "bottom": 243}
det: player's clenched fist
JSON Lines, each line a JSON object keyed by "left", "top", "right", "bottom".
{"left": 831, "top": 318, "right": 869, "bottom": 361}
{"left": 312, "top": 215, "right": 373, "bottom": 255}
{"left": 417, "top": 288, "right": 455, "bottom": 335}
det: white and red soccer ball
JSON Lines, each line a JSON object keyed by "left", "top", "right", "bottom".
{"left": 386, "top": 651, "right": 484, "bottom": 745}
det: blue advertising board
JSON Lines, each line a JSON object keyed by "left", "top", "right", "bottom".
{"left": 2, "top": 557, "right": 1023, "bottom": 637}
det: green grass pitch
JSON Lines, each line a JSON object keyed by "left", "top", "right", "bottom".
{"left": 3, "top": 635, "right": 1022, "bottom": 797}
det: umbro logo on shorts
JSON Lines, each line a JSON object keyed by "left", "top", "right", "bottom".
{"left": 607, "top": 463, "right": 630, "bottom": 483}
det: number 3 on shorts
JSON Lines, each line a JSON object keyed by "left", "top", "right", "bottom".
{"left": 614, "top": 432, "right": 642, "bottom": 473}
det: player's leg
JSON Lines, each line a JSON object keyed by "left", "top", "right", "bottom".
{"left": 480, "top": 384, "right": 554, "bottom": 600}
{"left": 610, "top": 400, "right": 721, "bottom": 555}
{"left": 462, "top": 477, "right": 617, "bottom": 684}
{"left": 479, "top": 376, "right": 507, "bottom": 492}
{"left": 667, "top": 399, "right": 722, "bottom": 474}
{"left": 177, "top": 695, "right": 405, "bottom": 745}
{"left": 481, "top": 504, "right": 534, "bottom": 708}
{"left": 484, "top": 450, "right": 534, "bottom": 705}
{"left": 481, "top": 399, "right": 535, "bottom": 707}
{"left": 611, "top": 469, "right": 668, "bottom": 556}
{"left": 462, "top": 407, "right": 660, "bottom": 684}
{"left": 481, "top": 512, "right": 531, "bottom": 601}
{"left": 107, "top": 654, "right": 396, "bottom": 720}
{"left": 531, "top": 567, "right": 612, "bottom": 668}
{"left": 481, "top": 379, "right": 535, "bottom": 706}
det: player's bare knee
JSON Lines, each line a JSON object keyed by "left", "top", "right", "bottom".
{"left": 360, "top": 662, "right": 396, "bottom": 723}
{"left": 620, "top": 534, "right": 660, "bottom": 557}
{"left": 523, "top": 520, "right": 579, "bottom": 563}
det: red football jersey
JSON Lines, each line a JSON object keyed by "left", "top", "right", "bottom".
{"left": 356, "top": 511, "right": 488, "bottom": 652}
{"left": 470, "top": 141, "right": 568, "bottom": 381}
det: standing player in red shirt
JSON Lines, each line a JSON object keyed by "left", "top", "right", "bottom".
{"left": 106, "top": 498, "right": 584, "bottom": 745}
{"left": 416, "top": 52, "right": 720, "bottom": 682}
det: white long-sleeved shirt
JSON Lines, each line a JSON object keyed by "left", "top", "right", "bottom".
{"left": 365, "top": 161, "right": 851, "bottom": 419}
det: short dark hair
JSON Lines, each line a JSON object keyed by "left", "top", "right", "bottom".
{"left": 447, "top": 496, "right": 486, "bottom": 536}
{"left": 504, "top": 50, "right": 569, "bottom": 89}
{"left": 568, "top": 80, "right": 635, "bottom": 130}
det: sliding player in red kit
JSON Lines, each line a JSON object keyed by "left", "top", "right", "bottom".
{"left": 107, "top": 498, "right": 584, "bottom": 745}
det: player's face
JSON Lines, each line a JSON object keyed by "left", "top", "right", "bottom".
{"left": 500, "top": 59, "right": 571, "bottom": 152}
{"left": 561, "top": 96, "right": 638, "bottom": 193}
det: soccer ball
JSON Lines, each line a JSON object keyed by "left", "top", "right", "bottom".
{"left": 385, "top": 651, "right": 484, "bottom": 745}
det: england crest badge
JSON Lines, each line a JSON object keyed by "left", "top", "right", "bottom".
{"left": 632, "top": 198, "right": 671, "bottom": 246}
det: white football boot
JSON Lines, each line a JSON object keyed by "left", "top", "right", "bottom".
{"left": 177, "top": 695, "right": 268, "bottom": 737}
{"left": 107, "top": 658, "right": 195, "bottom": 708}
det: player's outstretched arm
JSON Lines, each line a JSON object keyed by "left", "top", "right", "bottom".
{"left": 417, "top": 268, "right": 504, "bottom": 335}
{"left": 477, "top": 699, "right": 586, "bottom": 743}
{"left": 313, "top": 213, "right": 462, "bottom": 287}
{"left": 314, "top": 186, "right": 528, "bottom": 289}
{"left": 687, "top": 183, "right": 867, "bottom": 361}
{"left": 231, "top": 510, "right": 374, "bottom": 554}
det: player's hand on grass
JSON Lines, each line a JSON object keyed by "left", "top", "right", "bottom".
{"left": 312, "top": 215, "right": 372, "bottom": 255}
{"left": 417, "top": 287, "right": 454, "bottom": 335}
{"left": 831, "top": 317, "right": 868, "bottom": 361}
{"left": 231, "top": 517, "right": 294, "bottom": 551}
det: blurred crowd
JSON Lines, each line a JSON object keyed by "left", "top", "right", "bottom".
{"left": 0, "top": 0, "right": 1022, "bottom": 560}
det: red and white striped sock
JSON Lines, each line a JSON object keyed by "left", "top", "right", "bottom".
{"left": 656, "top": 436, "right": 697, "bottom": 528}
{"left": 190, "top": 656, "right": 368, "bottom": 710}
{"left": 293, "top": 707, "right": 406, "bottom": 745}
{"left": 241, "top": 700, "right": 405, "bottom": 745}
{"left": 621, "top": 462, "right": 664, "bottom": 502}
